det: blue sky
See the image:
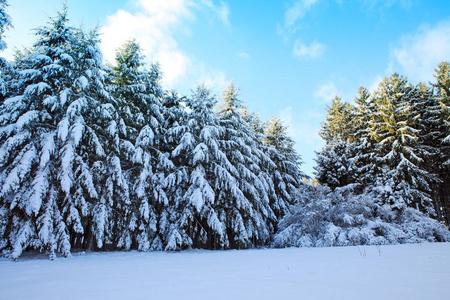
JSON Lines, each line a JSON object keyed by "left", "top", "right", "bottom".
{"left": 3, "top": 0, "right": 450, "bottom": 176}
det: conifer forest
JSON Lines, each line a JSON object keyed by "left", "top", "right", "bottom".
{"left": 0, "top": 1, "right": 449, "bottom": 260}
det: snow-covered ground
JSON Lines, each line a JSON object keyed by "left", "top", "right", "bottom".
{"left": 1, "top": 243, "right": 449, "bottom": 300}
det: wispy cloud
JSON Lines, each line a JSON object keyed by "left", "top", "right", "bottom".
{"left": 314, "top": 82, "right": 339, "bottom": 102}
{"left": 283, "top": 0, "right": 319, "bottom": 34}
{"left": 101, "top": 0, "right": 229, "bottom": 89}
{"left": 238, "top": 52, "right": 249, "bottom": 59}
{"left": 200, "top": 0, "right": 230, "bottom": 27}
{"left": 279, "top": 0, "right": 326, "bottom": 61}
{"left": 293, "top": 40, "right": 326, "bottom": 59}
{"left": 368, "top": 75, "right": 384, "bottom": 93}
{"left": 389, "top": 20, "right": 450, "bottom": 83}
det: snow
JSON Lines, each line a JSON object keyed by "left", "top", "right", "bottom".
{"left": 1, "top": 243, "right": 449, "bottom": 300}
{"left": 76, "top": 76, "right": 89, "bottom": 90}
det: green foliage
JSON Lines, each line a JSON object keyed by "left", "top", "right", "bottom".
{"left": 319, "top": 96, "right": 356, "bottom": 144}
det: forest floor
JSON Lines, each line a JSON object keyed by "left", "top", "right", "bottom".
{"left": 1, "top": 242, "right": 449, "bottom": 300}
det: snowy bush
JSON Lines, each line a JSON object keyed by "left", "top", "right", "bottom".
{"left": 274, "top": 186, "right": 450, "bottom": 248}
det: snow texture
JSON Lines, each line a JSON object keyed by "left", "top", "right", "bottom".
{"left": 0, "top": 243, "right": 449, "bottom": 300}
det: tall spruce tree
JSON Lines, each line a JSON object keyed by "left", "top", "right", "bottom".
{"left": 319, "top": 96, "right": 356, "bottom": 144}
{"left": 167, "top": 85, "right": 228, "bottom": 249}
{"left": 351, "top": 87, "right": 378, "bottom": 186}
{"left": 369, "top": 74, "right": 434, "bottom": 215}
{"left": 0, "top": 0, "right": 11, "bottom": 52}
{"left": 432, "top": 62, "right": 450, "bottom": 224}
{"left": 315, "top": 95, "right": 360, "bottom": 189}
{"left": 218, "top": 81, "right": 277, "bottom": 247}
{"left": 0, "top": 6, "right": 111, "bottom": 259}
{"left": 106, "top": 39, "right": 166, "bottom": 251}
{"left": 0, "top": 0, "right": 12, "bottom": 103}
{"left": 264, "top": 116, "right": 304, "bottom": 214}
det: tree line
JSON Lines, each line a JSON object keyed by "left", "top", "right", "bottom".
{"left": 0, "top": 4, "right": 303, "bottom": 259}
{"left": 0, "top": 2, "right": 449, "bottom": 260}
{"left": 274, "top": 64, "right": 450, "bottom": 248}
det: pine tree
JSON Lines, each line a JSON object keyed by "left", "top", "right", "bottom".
{"left": 319, "top": 96, "right": 356, "bottom": 144}
{"left": 315, "top": 95, "right": 361, "bottom": 190}
{"left": 168, "top": 85, "right": 228, "bottom": 250}
{"left": 432, "top": 62, "right": 450, "bottom": 224}
{"left": 369, "top": 74, "right": 434, "bottom": 215}
{"left": 0, "top": 0, "right": 13, "bottom": 103}
{"left": 351, "top": 87, "right": 378, "bottom": 185}
{"left": 218, "top": 81, "right": 277, "bottom": 248}
{"left": 0, "top": 6, "right": 111, "bottom": 259}
{"left": 264, "top": 116, "right": 304, "bottom": 215}
{"left": 106, "top": 39, "right": 166, "bottom": 251}
{"left": 0, "top": 0, "right": 11, "bottom": 52}
{"left": 159, "top": 90, "right": 190, "bottom": 251}
{"left": 315, "top": 140, "right": 359, "bottom": 190}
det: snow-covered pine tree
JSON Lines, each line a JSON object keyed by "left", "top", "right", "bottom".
{"left": 350, "top": 87, "right": 379, "bottom": 188}
{"left": 314, "top": 140, "right": 360, "bottom": 190}
{"left": 369, "top": 74, "right": 435, "bottom": 215}
{"left": 241, "top": 106, "right": 265, "bottom": 136}
{"left": 167, "top": 85, "right": 228, "bottom": 250}
{"left": 263, "top": 116, "right": 304, "bottom": 216}
{"left": 159, "top": 90, "right": 191, "bottom": 251}
{"left": 106, "top": 39, "right": 166, "bottom": 251}
{"left": 0, "top": 6, "right": 111, "bottom": 259}
{"left": 280, "top": 73, "right": 450, "bottom": 250}
{"left": 0, "top": 0, "right": 11, "bottom": 52}
{"left": 319, "top": 96, "right": 357, "bottom": 144}
{"left": 218, "top": 81, "right": 276, "bottom": 248}
{"left": 315, "top": 96, "right": 361, "bottom": 190}
{"left": 0, "top": 0, "right": 12, "bottom": 103}
{"left": 432, "top": 62, "right": 450, "bottom": 224}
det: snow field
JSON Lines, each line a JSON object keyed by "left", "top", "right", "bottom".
{"left": 1, "top": 242, "right": 449, "bottom": 300}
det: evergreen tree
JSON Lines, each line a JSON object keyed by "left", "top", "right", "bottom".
{"left": 351, "top": 87, "right": 378, "bottom": 186}
{"left": 264, "top": 116, "right": 304, "bottom": 215}
{"left": 319, "top": 96, "right": 356, "bottom": 144}
{"left": 159, "top": 90, "right": 190, "bottom": 251}
{"left": 218, "top": 81, "right": 277, "bottom": 247}
{"left": 315, "top": 140, "right": 359, "bottom": 190}
{"left": 432, "top": 62, "right": 450, "bottom": 224}
{"left": 315, "top": 95, "right": 361, "bottom": 190}
{"left": 369, "top": 74, "right": 434, "bottom": 215}
{"left": 0, "top": 0, "right": 11, "bottom": 52}
{"left": 106, "top": 39, "right": 166, "bottom": 251}
{"left": 0, "top": 0, "right": 12, "bottom": 103}
{"left": 168, "top": 85, "right": 228, "bottom": 250}
{"left": 166, "top": 83, "right": 279, "bottom": 250}
{"left": 0, "top": 6, "right": 111, "bottom": 259}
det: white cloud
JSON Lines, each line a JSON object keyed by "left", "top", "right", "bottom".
{"left": 279, "top": 106, "right": 323, "bottom": 144}
{"left": 389, "top": 20, "right": 450, "bottom": 83}
{"left": 193, "top": 62, "right": 228, "bottom": 92}
{"left": 200, "top": 0, "right": 230, "bottom": 27}
{"left": 238, "top": 52, "right": 249, "bottom": 59}
{"left": 284, "top": 0, "right": 319, "bottom": 32}
{"left": 293, "top": 40, "right": 326, "bottom": 59}
{"left": 101, "top": 0, "right": 229, "bottom": 89}
{"left": 368, "top": 75, "right": 384, "bottom": 93}
{"left": 314, "top": 82, "right": 339, "bottom": 102}
{"left": 278, "top": 1, "right": 325, "bottom": 62}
